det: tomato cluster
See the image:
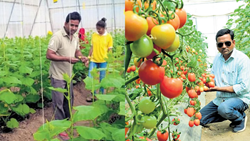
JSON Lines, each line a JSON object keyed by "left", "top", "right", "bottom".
{"left": 125, "top": 0, "right": 209, "bottom": 140}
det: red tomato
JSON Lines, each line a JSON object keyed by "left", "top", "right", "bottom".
{"left": 160, "top": 76, "right": 183, "bottom": 99}
{"left": 130, "top": 66, "right": 136, "bottom": 72}
{"left": 194, "top": 119, "right": 200, "bottom": 126}
{"left": 209, "top": 74, "right": 215, "bottom": 78}
{"left": 194, "top": 86, "right": 200, "bottom": 92}
{"left": 185, "top": 86, "right": 190, "bottom": 93}
{"left": 127, "top": 67, "right": 131, "bottom": 73}
{"left": 180, "top": 66, "right": 185, "bottom": 71}
{"left": 167, "top": 12, "right": 180, "bottom": 30}
{"left": 146, "top": 44, "right": 162, "bottom": 59}
{"left": 125, "top": 11, "right": 148, "bottom": 41}
{"left": 208, "top": 81, "right": 215, "bottom": 88}
{"left": 183, "top": 70, "right": 188, "bottom": 75}
{"left": 189, "top": 120, "right": 194, "bottom": 127}
{"left": 195, "top": 112, "right": 202, "bottom": 120}
{"left": 146, "top": 16, "right": 159, "bottom": 35}
{"left": 184, "top": 108, "right": 187, "bottom": 114}
{"left": 157, "top": 130, "right": 168, "bottom": 141}
{"left": 181, "top": 74, "right": 186, "bottom": 79}
{"left": 190, "top": 100, "right": 196, "bottom": 106}
{"left": 188, "top": 73, "right": 196, "bottom": 82}
{"left": 151, "top": 24, "right": 176, "bottom": 49}
{"left": 136, "top": 78, "right": 141, "bottom": 84}
{"left": 175, "top": 8, "right": 187, "bottom": 28}
{"left": 188, "top": 89, "right": 198, "bottom": 98}
{"left": 187, "top": 107, "right": 195, "bottom": 117}
{"left": 139, "top": 60, "right": 165, "bottom": 85}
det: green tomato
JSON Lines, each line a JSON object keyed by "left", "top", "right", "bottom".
{"left": 138, "top": 97, "right": 155, "bottom": 114}
{"left": 142, "top": 115, "right": 157, "bottom": 129}
{"left": 165, "top": 34, "right": 180, "bottom": 52}
{"left": 131, "top": 35, "right": 153, "bottom": 57}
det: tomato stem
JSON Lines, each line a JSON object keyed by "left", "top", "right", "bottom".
{"left": 176, "top": 30, "right": 195, "bottom": 37}
{"left": 125, "top": 75, "right": 140, "bottom": 85}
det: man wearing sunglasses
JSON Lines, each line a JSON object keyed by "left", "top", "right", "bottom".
{"left": 200, "top": 29, "right": 250, "bottom": 133}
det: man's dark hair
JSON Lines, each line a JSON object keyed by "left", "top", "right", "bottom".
{"left": 65, "top": 12, "right": 81, "bottom": 23}
{"left": 215, "top": 29, "right": 234, "bottom": 41}
{"left": 96, "top": 17, "right": 107, "bottom": 28}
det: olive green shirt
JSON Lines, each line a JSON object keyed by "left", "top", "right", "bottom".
{"left": 48, "top": 28, "right": 79, "bottom": 80}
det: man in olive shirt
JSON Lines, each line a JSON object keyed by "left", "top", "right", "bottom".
{"left": 46, "top": 12, "right": 88, "bottom": 140}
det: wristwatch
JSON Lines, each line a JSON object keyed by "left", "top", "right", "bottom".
{"left": 88, "top": 56, "right": 91, "bottom": 59}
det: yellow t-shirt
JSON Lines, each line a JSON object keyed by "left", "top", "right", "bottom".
{"left": 90, "top": 32, "right": 113, "bottom": 63}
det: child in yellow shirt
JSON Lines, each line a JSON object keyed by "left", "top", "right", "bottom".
{"left": 87, "top": 17, "right": 113, "bottom": 100}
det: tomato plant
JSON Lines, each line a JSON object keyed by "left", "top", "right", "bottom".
{"left": 125, "top": 0, "right": 209, "bottom": 140}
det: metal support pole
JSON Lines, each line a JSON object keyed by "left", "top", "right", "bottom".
{"left": 46, "top": 0, "right": 53, "bottom": 32}
{"left": 4, "top": 0, "right": 16, "bottom": 38}
{"left": 29, "top": 0, "right": 43, "bottom": 36}
{"left": 77, "top": 0, "right": 83, "bottom": 28}
{"left": 112, "top": 0, "right": 116, "bottom": 32}
{"left": 97, "top": 0, "right": 99, "bottom": 21}
{"left": 21, "top": 0, "right": 24, "bottom": 37}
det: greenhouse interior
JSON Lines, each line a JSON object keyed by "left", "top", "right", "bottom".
{"left": 0, "top": 0, "right": 250, "bottom": 141}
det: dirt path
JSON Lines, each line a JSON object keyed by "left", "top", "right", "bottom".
{"left": 201, "top": 92, "right": 250, "bottom": 141}
{"left": 0, "top": 81, "right": 92, "bottom": 141}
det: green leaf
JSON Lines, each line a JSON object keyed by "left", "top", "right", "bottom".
{"left": 30, "top": 108, "right": 36, "bottom": 114}
{"left": 241, "top": 37, "right": 250, "bottom": 44}
{"left": 119, "top": 102, "right": 125, "bottom": 115}
{"left": 19, "top": 66, "right": 33, "bottom": 74}
{"left": 0, "top": 91, "right": 19, "bottom": 104}
{"left": 128, "top": 88, "right": 142, "bottom": 100}
{"left": 73, "top": 105, "right": 108, "bottom": 123}
{"left": 73, "top": 137, "right": 89, "bottom": 141}
{"left": 63, "top": 73, "right": 71, "bottom": 83}
{"left": 95, "top": 94, "right": 117, "bottom": 101}
{"left": 0, "top": 103, "right": 9, "bottom": 114}
{"left": 6, "top": 118, "right": 19, "bottom": 129}
{"left": 3, "top": 76, "right": 22, "bottom": 84}
{"left": 33, "top": 128, "right": 51, "bottom": 141}
{"left": 36, "top": 120, "right": 71, "bottom": 139}
{"left": 100, "top": 76, "right": 125, "bottom": 88}
{"left": 0, "top": 71, "right": 8, "bottom": 77}
{"left": 112, "top": 129, "right": 125, "bottom": 141}
{"left": 75, "top": 126, "right": 106, "bottom": 140}
{"left": 83, "top": 76, "right": 100, "bottom": 90}
{"left": 20, "top": 77, "right": 34, "bottom": 86}
{"left": 25, "top": 94, "right": 40, "bottom": 103}
{"left": 12, "top": 104, "right": 30, "bottom": 116}
{"left": 48, "top": 87, "right": 67, "bottom": 93}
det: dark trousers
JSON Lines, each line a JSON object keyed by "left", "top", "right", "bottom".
{"left": 51, "top": 78, "right": 74, "bottom": 120}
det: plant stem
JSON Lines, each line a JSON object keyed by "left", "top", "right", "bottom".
{"left": 125, "top": 75, "right": 140, "bottom": 85}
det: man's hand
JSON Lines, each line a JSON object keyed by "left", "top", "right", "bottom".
{"left": 68, "top": 57, "right": 79, "bottom": 64}
{"left": 205, "top": 86, "right": 219, "bottom": 92}
{"left": 77, "top": 56, "right": 89, "bottom": 67}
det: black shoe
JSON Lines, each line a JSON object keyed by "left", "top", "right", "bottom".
{"left": 233, "top": 116, "right": 247, "bottom": 133}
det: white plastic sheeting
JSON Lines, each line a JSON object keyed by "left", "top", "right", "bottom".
{"left": 0, "top": 0, "right": 124, "bottom": 38}
{"left": 183, "top": 0, "right": 244, "bottom": 63}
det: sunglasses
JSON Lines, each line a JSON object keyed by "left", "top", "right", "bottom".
{"left": 217, "top": 41, "right": 231, "bottom": 48}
